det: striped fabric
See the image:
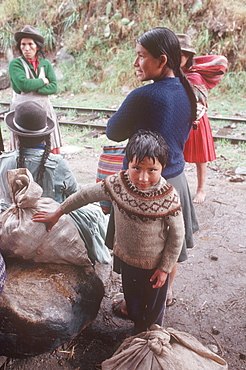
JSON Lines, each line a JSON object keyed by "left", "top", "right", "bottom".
{"left": 96, "top": 145, "right": 125, "bottom": 214}
{"left": 0, "top": 253, "right": 6, "bottom": 294}
{"left": 183, "top": 54, "right": 228, "bottom": 164}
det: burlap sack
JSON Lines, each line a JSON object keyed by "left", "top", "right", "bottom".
{"left": 101, "top": 324, "right": 228, "bottom": 370}
{"left": 0, "top": 168, "right": 91, "bottom": 266}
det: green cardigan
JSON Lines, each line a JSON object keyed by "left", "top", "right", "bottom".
{"left": 8, "top": 56, "right": 57, "bottom": 95}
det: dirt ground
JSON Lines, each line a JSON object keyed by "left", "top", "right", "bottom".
{"left": 1, "top": 145, "right": 246, "bottom": 370}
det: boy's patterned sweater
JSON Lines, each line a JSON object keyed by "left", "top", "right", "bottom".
{"left": 61, "top": 170, "right": 185, "bottom": 273}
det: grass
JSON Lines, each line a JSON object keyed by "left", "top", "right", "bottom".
{"left": 58, "top": 116, "right": 245, "bottom": 172}
{"left": 216, "top": 71, "right": 246, "bottom": 95}
{"left": 52, "top": 91, "right": 124, "bottom": 109}
{"left": 208, "top": 88, "right": 246, "bottom": 117}
{"left": 0, "top": 80, "right": 245, "bottom": 174}
{"left": 213, "top": 140, "right": 246, "bottom": 170}
{"left": 0, "top": 0, "right": 245, "bottom": 92}
{"left": 56, "top": 124, "right": 126, "bottom": 152}
{"left": 1, "top": 131, "right": 245, "bottom": 181}
{"left": 2, "top": 113, "right": 244, "bottom": 174}
{"left": 60, "top": 124, "right": 246, "bottom": 172}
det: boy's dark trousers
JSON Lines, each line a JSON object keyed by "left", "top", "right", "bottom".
{"left": 120, "top": 259, "right": 169, "bottom": 335}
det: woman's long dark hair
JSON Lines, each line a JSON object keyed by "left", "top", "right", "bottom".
{"left": 137, "top": 27, "right": 197, "bottom": 122}
{"left": 17, "top": 135, "right": 51, "bottom": 185}
{"left": 17, "top": 38, "right": 45, "bottom": 58}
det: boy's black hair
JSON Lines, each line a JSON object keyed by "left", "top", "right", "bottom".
{"left": 126, "top": 130, "right": 168, "bottom": 168}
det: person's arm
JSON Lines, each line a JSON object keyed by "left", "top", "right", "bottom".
{"left": 32, "top": 181, "right": 110, "bottom": 229}
{"left": 149, "top": 189, "right": 185, "bottom": 289}
{"left": 158, "top": 209, "right": 185, "bottom": 274}
{"left": 106, "top": 89, "right": 142, "bottom": 142}
{"left": 9, "top": 58, "right": 45, "bottom": 93}
{"left": 59, "top": 182, "right": 110, "bottom": 214}
{"left": 37, "top": 59, "right": 58, "bottom": 95}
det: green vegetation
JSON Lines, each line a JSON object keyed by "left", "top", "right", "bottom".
{"left": 1, "top": 112, "right": 244, "bottom": 173}
{"left": 0, "top": 0, "right": 246, "bottom": 95}
{"left": 0, "top": 0, "right": 245, "bottom": 172}
{"left": 213, "top": 140, "right": 246, "bottom": 170}
{"left": 60, "top": 125, "right": 126, "bottom": 149}
{"left": 216, "top": 72, "right": 246, "bottom": 96}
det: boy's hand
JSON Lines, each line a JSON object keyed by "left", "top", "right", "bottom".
{"left": 32, "top": 208, "right": 63, "bottom": 232}
{"left": 150, "top": 269, "right": 168, "bottom": 289}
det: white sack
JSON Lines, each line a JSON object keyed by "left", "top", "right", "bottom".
{"left": 0, "top": 168, "right": 91, "bottom": 266}
{"left": 102, "top": 324, "right": 228, "bottom": 370}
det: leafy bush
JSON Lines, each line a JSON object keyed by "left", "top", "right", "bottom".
{"left": 217, "top": 71, "right": 246, "bottom": 95}
{"left": 0, "top": 0, "right": 245, "bottom": 95}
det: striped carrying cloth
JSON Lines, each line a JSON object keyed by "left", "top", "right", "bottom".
{"left": 183, "top": 54, "right": 228, "bottom": 163}
{"left": 96, "top": 145, "right": 125, "bottom": 214}
{"left": 0, "top": 252, "right": 6, "bottom": 294}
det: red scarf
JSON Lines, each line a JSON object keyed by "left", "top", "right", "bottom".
{"left": 27, "top": 57, "right": 39, "bottom": 73}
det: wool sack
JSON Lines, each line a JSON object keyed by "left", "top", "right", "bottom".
{"left": 102, "top": 324, "right": 228, "bottom": 370}
{"left": 0, "top": 168, "right": 90, "bottom": 266}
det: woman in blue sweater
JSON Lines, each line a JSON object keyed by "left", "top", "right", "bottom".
{"left": 106, "top": 27, "right": 199, "bottom": 309}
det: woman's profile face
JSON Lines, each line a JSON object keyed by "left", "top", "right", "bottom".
{"left": 133, "top": 43, "right": 163, "bottom": 82}
{"left": 180, "top": 52, "right": 189, "bottom": 70}
{"left": 20, "top": 38, "right": 39, "bottom": 60}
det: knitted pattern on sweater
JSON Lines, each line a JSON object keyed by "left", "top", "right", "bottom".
{"left": 60, "top": 171, "right": 185, "bottom": 272}
{"left": 104, "top": 171, "right": 181, "bottom": 221}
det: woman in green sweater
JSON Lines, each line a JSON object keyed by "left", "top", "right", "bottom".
{"left": 8, "top": 25, "right": 62, "bottom": 153}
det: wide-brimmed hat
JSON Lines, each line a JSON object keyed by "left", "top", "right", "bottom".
{"left": 5, "top": 101, "right": 54, "bottom": 137}
{"left": 176, "top": 34, "right": 196, "bottom": 55}
{"left": 14, "top": 25, "right": 44, "bottom": 44}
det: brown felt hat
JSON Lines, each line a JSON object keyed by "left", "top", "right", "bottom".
{"left": 177, "top": 34, "right": 196, "bottom": 55}
{"left": 5, "top": 101, "right": 54, "bottom": 137}
{"left": 14, "top": 25, "right": 44, "bottom": 44}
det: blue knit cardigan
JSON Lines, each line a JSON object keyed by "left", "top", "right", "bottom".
{"left": 106, "top": 77, "right": 192, "bottom": 179}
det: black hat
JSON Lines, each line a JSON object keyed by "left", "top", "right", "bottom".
{"left": 14, "top": 25, "right": 44, "bottom": 44}
{"left": 176, "top": 34, "right": 196, "bottom": 55}
{"left": 5, "top": 101, "right": 54, "bottom": 137}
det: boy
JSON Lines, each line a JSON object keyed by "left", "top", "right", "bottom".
{"left": 33, "top": 130, "right": 185, "bottom": 334}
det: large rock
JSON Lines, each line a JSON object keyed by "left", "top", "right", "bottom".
{"left": 0, "top": 69, "right": 10, "bottom": 90}
{"left": 0, "top": 259, "right": 104, "bottom": 357}
{"left": 55, "top": 48, "right": 75, "bottom": 64}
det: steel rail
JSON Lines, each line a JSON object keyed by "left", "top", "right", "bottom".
{"left": 0, "top": 102, "right": 245, "bottom": 143}
{"left": 0, "top": 101, "right": 246, "bottom": 122}
{"left": 212, "top": 134, "right": 246, "bottom": 144}
{"left": 59, "top": 121, "right": 246, "bottom": 144}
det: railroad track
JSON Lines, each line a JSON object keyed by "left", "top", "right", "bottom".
{"left": 0, "top": 102, "right": 245, "bottom": 144}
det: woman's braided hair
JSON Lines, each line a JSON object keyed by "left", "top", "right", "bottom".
{"left": 137, "top": 27, "right": 197, "bottom": 122}
{"left": 17, "top": 135, "right": 51, "bottom": 185}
